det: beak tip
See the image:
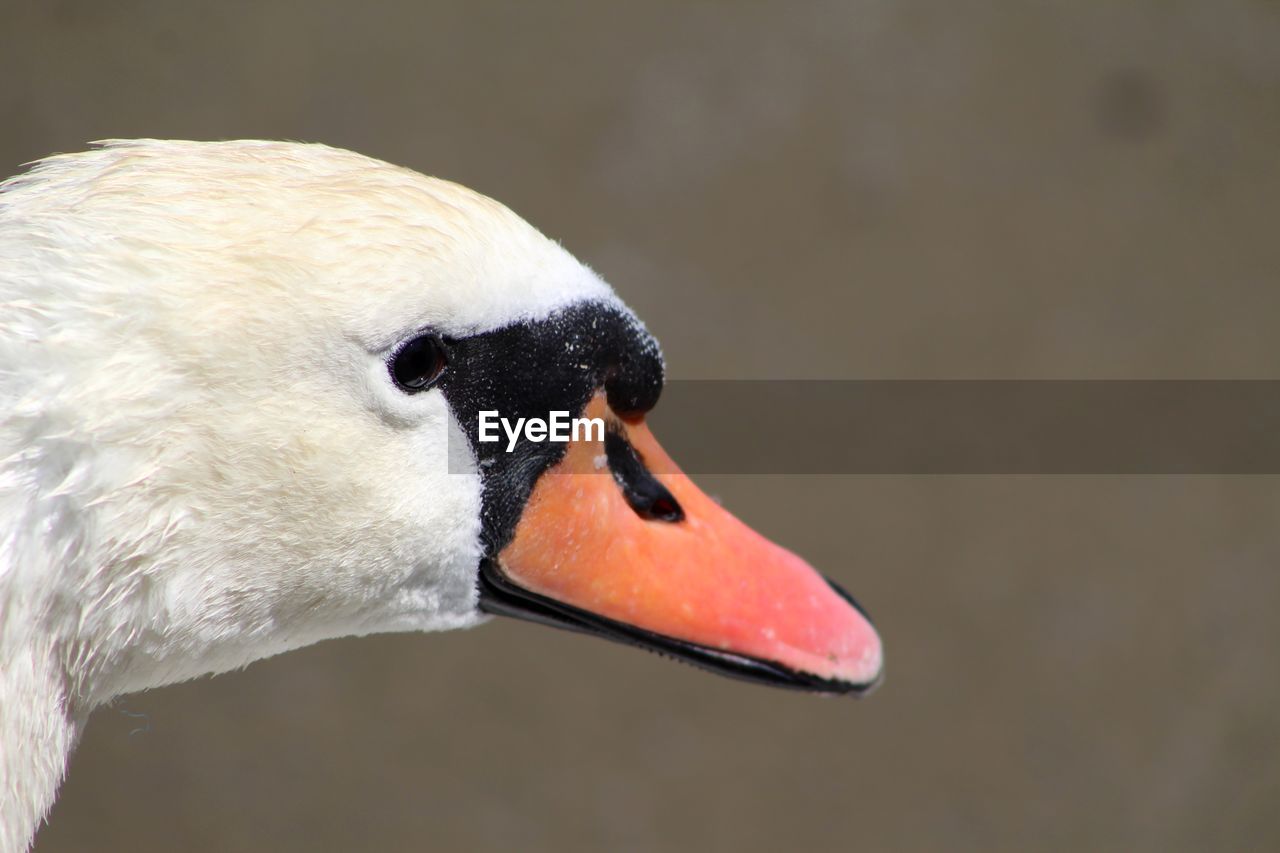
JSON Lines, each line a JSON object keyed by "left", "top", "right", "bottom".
{"left": 825, "top": 629, "right": 883, "bottom": 694}
{"left": 817, "top": 574, "right": 883, "bottom": 690}
{"left": 850, "top": 638, "right": 885, "bottom": 693}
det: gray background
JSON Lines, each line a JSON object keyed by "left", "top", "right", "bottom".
{"left": 5, "top": 1, "right": 1279, "bottom": 850}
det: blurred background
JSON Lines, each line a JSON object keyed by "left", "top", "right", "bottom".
{"left": 5, "top": 0, "right": 1279, "bottom": 850}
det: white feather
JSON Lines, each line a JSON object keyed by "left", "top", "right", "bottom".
{"left": 0, "top": 140, "right": 624, "bottom": 851}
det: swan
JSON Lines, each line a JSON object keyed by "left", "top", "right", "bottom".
{"left": 0, "top": 140, "right": 883, "bottom": 851}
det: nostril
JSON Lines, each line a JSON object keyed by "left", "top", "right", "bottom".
{"left": 646, "top": 494, "right": 682, "bottom": 522}
{"left": 604, "top": 425, "right": 684, "bottom": 523}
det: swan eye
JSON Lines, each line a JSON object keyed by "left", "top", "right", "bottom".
{"left": 390, "top": 333, "right": 447, "bottom": 392}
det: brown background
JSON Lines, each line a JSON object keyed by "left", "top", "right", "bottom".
{"left": 5, "top": 1, "right": 1279, "bottom": 850}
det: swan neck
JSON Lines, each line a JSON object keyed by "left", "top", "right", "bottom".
{"left": 0, "top": 646, "right": 81, "bottom": 853}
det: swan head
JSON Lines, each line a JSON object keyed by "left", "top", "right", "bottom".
{"left": 0, "top": 140, "right": 882, "bottom": 708}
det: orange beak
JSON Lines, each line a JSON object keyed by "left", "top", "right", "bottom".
{"left": 479, "top": 396, "right": 883, "bottom": 694}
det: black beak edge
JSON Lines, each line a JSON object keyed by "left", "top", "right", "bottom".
{"left": 477, "top": 559, "right": 882, "bottom": 696}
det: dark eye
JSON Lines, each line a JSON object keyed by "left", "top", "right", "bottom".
{"left": 390, "top": 333, "right": 447, "bottom": 392}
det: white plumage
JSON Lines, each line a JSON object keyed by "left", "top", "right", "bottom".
{"left": 0, "top": 139, "right": 883, "bottom": 853}
{"left": 0, "top": 140, "right": 617, "bottom": 851}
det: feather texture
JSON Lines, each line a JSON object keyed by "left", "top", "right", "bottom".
{"left": 0, "top": 140, "right": 621, "bottom": 851}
